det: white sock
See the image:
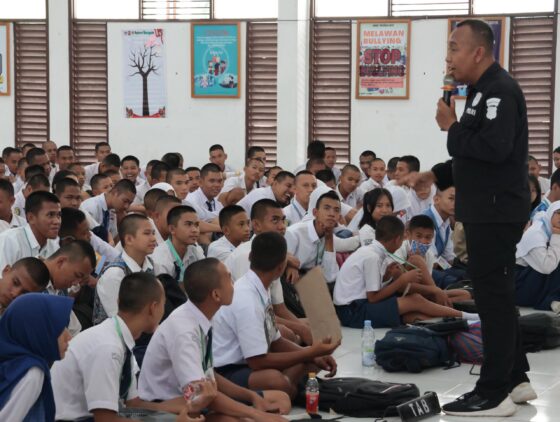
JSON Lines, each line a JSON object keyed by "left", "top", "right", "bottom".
{"left": 462, "top": 312, "right": 479, "bottom": 321}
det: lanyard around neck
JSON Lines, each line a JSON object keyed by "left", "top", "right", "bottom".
{"left": 199, "top": 325, "right": 213, "bottom": 372}
{"left": 166, "top": 238, "right": 186, "bottom": 281}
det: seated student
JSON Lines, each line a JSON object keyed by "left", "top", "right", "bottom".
{"left": 121, "top": 155, "right": 147, "bottom": 202}
{"left": 388, "top": 155, "right": 420, "bottom": 188}
{"left": 26, "top": 147, "right": 52, "bottom": 177}
{"left": 187, "top": 163, "right": 225, "bottom": 217}
{"left": 0, "top": 294, "right": 73, "bottom": 421}
{"left": 68, "top": 162, "right": 87, "bottom": 189}
{"left": 186, "top": 166, "right": 202, "bottom": 193}
{"left": 532, "top": 168, "right": 560, "bottom": 219}
{"left": 305, "top": 158, "right": 327, "bottom": 176}
{"left": 528, "top": 155, "right": 550, "bottom": 195}
{"left": 0, "top": 191, "right": 60, "bottom": 269}
{"left": 52, "top": 272, "right": 196, "bottom": 421}
{"left": 13, "top": 157, "right": 27, "bottom": 193}
{"left": 336, "top": 164, "right": 362, "bottom": 208}
{"left": 152, "top": 194, "right": 182, "bottom": 244}
{"left": 409, "top": 182, "right": 436, "bottom": 218}
{"left": 354, "top": 188, "right": 394, "bottom": 246}
{"left": 104, "top": 168, "right": 122, "bottom": 186}
{"left": 139, "top": 259, "right": 291, "bottom": 421}
{"left": 56, "top": 146, "right": 75, "bottom": 171}
{"left": 94, "top": 214, "right": 156, "bottom": 324}
{"left": 324, "top": 147, "right": 341, "bottom": 182}
{"left": 360, "top": 158, "right": 386, "bottom": 193}
{"left": 213, "top": 232, "right": 339, "bottom": 398}
{"left": 168, "top": 168, "right": 191, "bottom": 202}
{"left": 285, "top": 191, "right": 340, "bottom": 283}
{"left": 386, "top": 185, "right": 412, "bottom": 224}
{"left": 554, "top": 146, "right": 560, "bottom": 171}
{"left": 0, "top": 257, "right": 50, "bottom": 316}
{"left": 98, "top": 152, "right": 121, "bottom": 176}
{"left": 237, "top": 171, "right": 295, "bottom": 215}
{"left": 43, "top": 140, "right": 57, "bottom": 169}
{"left": 161, "top": 152, "right": 181, "bottom": 170}
{"left": 0, "top": 179, "right": 26, "bottom": 230}
{"left": 147, "top": 160, "right": 170, "bottom": 187}
{"left": 528, "top": 175, "right": 543, "bottom": 214}
{"left": 2, "top": 147, "right": 23, "bottom": 181}
{"left": 315, "top": 168, "right": 337, "bottom": 190}
{"left": 358, "top": 150, "right": 376, "bottom": 183}
{"left": 12, "top": 173, "right": 50, "bottom": 219}
{"left": 209, "top": 144, "right": 236, "bottom": 177}
{"left": 264, "top": 166, "right": 282, "bottom": 187}
{"left": 283, "top": 171, "right": 317, "bottom": 226}
{"left": 84, "top": 141, "right": 111, "bottom": 185}
{"left": 152, "top": 205, "right": 205, "bottom": 284}
{"left": 219, "top": 158, "right": 265, "bottom": 206}
{"left": 334, "top": 216, "right": 476, "bottom": 329}
{"left": 89, "top": 173, "right": 113, "bottom": 197}
{"left": 294, "top": 140, "right": 326, "bottom": 174}
{"left": 516, "top": 201, "right": 560, "bottom": 311}
{"left": 208, "top": 205, "right": 251, "bottom": 262}
{"left": 81, "top": 178, "right": 137, "bottom": 243}
{"left": 143, "top": 187, "right": 168, "bottom": 221}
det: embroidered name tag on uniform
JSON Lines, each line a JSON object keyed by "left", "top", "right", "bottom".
{"left": 472, "top": 92, "right": 482, "bottom": 106}
{"left": 465, "top": 108, "right": 476, "bottom": 116}
{"left": 486, "top": 98, "right": 501, "bottom": 120}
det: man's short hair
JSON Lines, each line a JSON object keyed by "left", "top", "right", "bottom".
{"left": 118, "top": 272, "right": 163, "bottom": 313}
{"left": 0, "top": 179, "right": 14, "bottom": 197}
{"left": 360, "top": 150, "right": 376, "bottom": 159}
{"left": 25, "top": 191, "right": 59, "bottom": 216}
{"left": 27, "top": 173, "right": 50, "bottom": 190}
{"left": 185, "top": 166, "right": 201, "bottom": 173}
{"left": 200, "top": 163, "right": 222, "bottom": 178}
{"left": 307, "top": 140, "right": 326, "bottom": 159}
{"left": 118, "top": 214, "right": 149, "bottom": 247}
{"left": 154, "top": 195, "right": 181, "bottom": 213}
{"left": 26, "top": 148, "right": 47, "bottom": 165}
{"left": 25, "top": 165, "right": 45, "bottom": 181}
{"left": 166, "top": 168, "right": 186, "bottom": 183}
{"left": 161, "top": 152, "right": 181, "bottom": 169}
{"left": 151, "top": 161, "right": 170, "bottom": 180}
{"left": 144, "top": 188, "right": 167, "bottom": 213}
{"left": 325, "top": 147, "right": 336, "bottom": 153}
{"left": 53, "top": 177, "right": 80, "bottom": 195}
{"left": 295, "top": 170, "right": 314, "bottom": 179}
{"left": 219, "top": 205, "right": 246, "bottom": 228}
{"left": 375, "top": 216, "right": 405, "bottom": 242}
{"left": 110, "top": 179, "right": 136, "bottom": 195}
{"left": 250, "top": 232, "right": 287, "bottom": 272}
{"left": 209, "top": 144, "right": 225, "bottom": 153}
{"left": 250, "top": 198, "right": 283, "bottom": 221}
{"left": 550, "top": 169, "right": 560, "bottom": 188}
{"left": 60, "top": 207, "right": 87, "bottom": 239}
{"left": 48, "top": 239, "right": 96, "bottom": 269}
{"left": 274, "top": 171, "right": 295, "bottom": 184}
{"left": 456, "top": 19, "right": 494, "bottom": 54}
{"left": 408, "top": 215, "right": 435, "bottom": 232}
{"left": 341, "top": 164, "right": 361, "bottom": 176}
{"left": 247, "top": 146, "right": 265, "bottom": 159}
{"left": 94, "top": 142, "right": 110, "bottom": 152}
{"left": 102, "top": 153, "right": 121, "bottom": 168}
{"left": 398, "top": 155, "right": 420, "bottom": 173}
{"left": 315, "top": 190, "right": 340, "bottom": 209}
{"left": 12, "top": 257, "right": 50, "bottom": 289}
{"left": 56, "top": 145, "right": 74, "bottom": 156}
{"left": 306, "top": 158, "right": 326, "bottom": 170}
{"left": 121, "top": 155, "right": 140, "bottom": 167}
{"left": 2, "top": 147, "right": 21, "bottom": 158}
{"left": 554, "top": 146, "right": 560, "bottom": 154}
{"left": 90, "top": 173, "right": 111, "bottom": 190}
{"left": 52, "top": 170, "right": 77, "bottom": 187}
{"left": 183, "top": 258, "right": 222, "bottom": 303}
{"left": 315, "top": 169, "right": 336, "bottom": 184}
{"left": 167, "top": 205, "right": 197, "bottom": 226}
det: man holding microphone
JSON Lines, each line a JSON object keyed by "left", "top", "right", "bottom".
{"left": 430, "top": 19, "right": 534, "bottom": 417}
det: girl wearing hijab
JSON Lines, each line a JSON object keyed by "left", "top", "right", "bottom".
{"left": 515, "top": 201, "right": 560, "bottom": 310}
{"left": 0, "top": 293, "right": 73, "bottom": 421}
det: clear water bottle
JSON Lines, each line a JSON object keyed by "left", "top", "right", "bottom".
{"left": 305, "top": 372, "right": 320, "bottom": 414}
{"left": 362, "top": 320, "right": 376, "bottom": 367}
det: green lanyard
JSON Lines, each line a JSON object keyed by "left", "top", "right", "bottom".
{"left": 113, "top": 317, "right": 132, "bottom": 395}
{"left": 315, "top": 240, "right": 325, "bottom": 266}
{"left": 385, "top": 250, "right": 419, "bottom": 270}
{"left": 166, "top": 238, "right": 186, "bottom": 281}
{"left": 199, "top": 326, "right": 213, "bottom": 372}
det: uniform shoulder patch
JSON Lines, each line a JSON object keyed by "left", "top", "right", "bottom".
{"left": 472, "top": 92, "right": 482, "bottom": 107}
{"left": 486, "top": 98, "right": 501, "bottom": 120}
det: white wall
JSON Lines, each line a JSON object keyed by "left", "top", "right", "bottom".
{"left": 107, "top": 22, "right": 247, "bottom": 169}
{"left": 0, "top": 23, "right": 15, "bottom": 145}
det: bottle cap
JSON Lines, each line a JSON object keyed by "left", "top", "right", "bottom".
{"left": 308, "top": 372, "right": 316, "bottom": 378}
{"left": 364, "top": 320, "right": 372, "bottom": 327}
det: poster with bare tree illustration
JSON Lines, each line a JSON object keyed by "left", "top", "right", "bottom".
{"left": 123, "top": 29, "right": 166, "bottom": 118}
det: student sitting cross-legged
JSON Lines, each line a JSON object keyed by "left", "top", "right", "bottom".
{"left": 334, "top": 216, "right": 477, "bottom": 329}
{"left": 52, "top": 272, "right": 199, "bottom": 422}
{"left": 139, "top": 258, "right": 290, "bottom": 422}
{"left": 213, "top": 232, "right": 340, "bottom": 399}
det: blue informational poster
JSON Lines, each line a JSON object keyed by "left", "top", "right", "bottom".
{"left": 191, "top": 23, "right": 240, "bottom": 98}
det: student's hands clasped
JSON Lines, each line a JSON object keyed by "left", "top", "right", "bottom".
{"left": 186, "top": 379, "right": 218, "bottom": 413}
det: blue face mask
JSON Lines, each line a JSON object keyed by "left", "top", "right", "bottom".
{"left": 410, "top": 240, "right": 431, "bottom": 257}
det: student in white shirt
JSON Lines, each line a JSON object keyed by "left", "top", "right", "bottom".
{"left": 0, "top": 294, "right": 73, "bottom": 422}
{"left": 12, "top": 173, "right": 51, "bottom": 220}
{"left": 121, "top": 155, "right": 149, "bottom": 204}
{"left": 532, "top": 169, "right": 560, "bottom": 219}
{"left": 390, "top": 155, "right": 420, "bottom": 188}
{"left": 208, "top": 205, "right": 251, "bottom": 262}
{"left": 84, "top": 141, "right": 111, "bottom": 185}
{"left": 43, "top": 140, "right": 57, "bottom": 168}
{"left": 336, "top": 164, "right": 362, "bottom": 208}
{"left": 360, "top": 158, "right": 386, "bottom": 193}
{"left": 0, "top": 179, "right": 26, "bottom": 230}
{"left": 0, "top": 257, "right": 50, "bottom": 316}
{"left": 386, "top": 185, "right": 412, "bottom": 224}
{"left": 285, "top": 190, "right": 340, "bottom": 283}
{"left": 2, "top": 147, "right": 22, "bottom": 182}
{"left": 94, "top": 214, "right": 157, "bottom": 324}
{"left": 89, "top": 173, "right": 113, "bottom": 197}
{"left": 151, "top": 194, "right": 182, "bottom": 245}
{"left": 139, "top": 258, "right": 290, "bottom": 421}
{"left": 67, "top": 162, "right": 88, "bottom": 193}
{"left": 358, "top": 150, "right": 376, "bottom": 183}
{"left": 409, "top": 183, "right": 436, "bottom": 218}
{"left": 12, "top": 157, "right": 27, "bottom": 193}
{"left": 152, "top": 205, "right": 205, "bottom": 284}
{"left": 324, "top": 147, "right": 341, "bottom": 182}
{"left": 355, "top": 188, "right": 394, "bottom": 246}
{"left": 334, "top": 216, "right": 473, "bottom": 329}
{"left": 52, "top": 272, "right": 197, "bottom": 421}
{"left": 56, "top": 146, "right": 75, "bottom": 171}
{"left": 209, "top": 144, "right": 237, "bottom": 178}
{"left": 283, "top": 171, "right": 317, "bottom": 226}
{"left": 187, "top": 163, "right": 225, "bottom": 218}
{"left": 528, "top": 155, "right": 551, "bottom": 195}
{"left": 218, "top": 158, "right": 265, "bottom": 206}
{"left": 185, "top": 166, "right": 201, "bottom": 193}
{"left": 213, "top": 232, "right": 339, "bottom": 398}
{"left": 0, "top": 191, "right": 61, "bottom": 269}
{"left": 237, "top": 171, "right": 295, "bottom": 216}
{"left": 293, "top": 141, "right": 326, "bottom": 174}
{"left": 26, "top": 147, "right": 52, "bottom": 179}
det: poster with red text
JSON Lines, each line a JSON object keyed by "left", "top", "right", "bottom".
{"left": 356, "top": 20, "right": 410, "bottom": 99}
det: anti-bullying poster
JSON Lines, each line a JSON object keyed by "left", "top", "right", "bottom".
{"left": 123, "top": 28, "right": 167, "bottom": 118}
{"left": 191, "top": 22, "right": 240, "bottom": 98}
{"left": 357, "top": 20, "right": 411, "bottom": 99}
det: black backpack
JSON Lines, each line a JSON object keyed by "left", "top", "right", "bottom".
{"left": 519, "top": 313, "right": 560, "bottom": 352}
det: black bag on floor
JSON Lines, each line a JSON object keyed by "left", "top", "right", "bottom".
{"left": 280, "top": 277, "right": 305, "bottom": 318}
{"left": 519, "top": 313, "right": 560, "bottom": 352}
{"left": 412, "top": 317, "right": 469, "bottom": 336}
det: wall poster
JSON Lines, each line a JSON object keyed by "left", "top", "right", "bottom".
{"left": 0, "top": 23, "right": 10, "bottom": 96}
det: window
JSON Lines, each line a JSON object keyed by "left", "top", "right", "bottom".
{"left": 0, "top": 0, "right": 46, "bottom": 20}
{"left": 510, "top": 17, "right": 555, "bottom": 175}
{"left": 70, "top": 23, "right": 108, "bottom": 164}
{"left": 140, "top": 0, "right": 210, "bottom": 20}
{"left": 391, "top": 0, "right": 469, "bottom": 16}
{"left": 309, "top": 20, "right": 352, "bottom": 164}
{"left": 14, "top": 23, "right": 49, "bottom": 147}
{"left": 246, "top": 22, "right": 278, "bottom": 165}
{"left": 473, "top": 0, "right": 554, "bottom": 15}
{"left": 73, "top": 0, "right": 139, "bottom": 20}
{"left": 314, "top": 0, "right": 388, "bottom": 17}
{"left": 214, "top": 0, "right": 278, "bottom": 19}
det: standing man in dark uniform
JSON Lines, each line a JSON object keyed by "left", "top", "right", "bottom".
{"left": 434, "top": 20, "right": 534, "bottom": 417}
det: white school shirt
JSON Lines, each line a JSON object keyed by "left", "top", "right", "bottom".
{"left": 0, "top": 224, "right": 59, "bottom": 269}
{"left": 90, "top": 232, "right": 121, "bottom": 263}
{"left": 283, "top": 198, "right": 307, "bottom": 226}
{"left": 149, "top": 217, "right": 165, "bottom": 245}
{"left": 0, "top": 220, "right": 10, "bottom": 234}
{"left": 44, "top": 282, "right": 83, "bottom": 337}
{"left": 336, "top": 185, "right": 361, "bottom": 208}
{"left": 224, "top": 236, "right": 284, "bottom": 305}
{"left": 80, "top": 193, "right": 118, "bottom": 239}
{"left": 181, "top": 198, "right": 216, "bottom": 223}
{"left": 12, "top": 190, "right": 26, "bottom": 220}
{"left": 224, "top": 164, "right": 238, "bottom": 179}
{"left": 207, "top": 235, "right": 237, "bottom": 262}
{"left": 359, "top": 178, "right": 382, "bottom": 193}
{"left": 220, "top": 174, "right": 258, "bottom": 195}
{"left": 186, "top": 188, "right": 224, "bottom": 218}
{"left": 285, "top": 220, "right": 339, "bottom": 283}
{"left": 539, "top": 176, "right": 551, "bottom": 195}
{"left": 0, "top": 213, "right": 27, "bottom": 232}
{"left": 96, "top": 251, "right": 154, "bottom": 318}
{"left": 427, "top": 204, "right": 455, "bottom": 263}
{"left": 236, "top": 186, "right": 276, "bottom": 216}
{"left": 84, "top": 162, "right": 99, "bottom": 185}
{"left": 12, "top": 176, "right": 24, "bottom": 194}
{"left": 52, "top": 316, "right": 139, "bottom": 420}
{"left": 134, "top": 179, "right": 150, "bottom": 203}
{"left": 0, "top": 367, "right": 44, "bottom": 421}
{"left": 138, "top": 301, "right": 213, "bottom": 401}
{"left": 152, "top": 241, "right": 205, "bottom": 279}
{"left": 394, "top": 239, "right": 437, "bottom": 276}
{"left": 516, "top": 234, "right": 560, "bottom": 274}
{"left": 213, "top": 270, "right": 281, "bottom": 368}
{"left": 358, "top": 224, "right": 376, "bottom": 247}
{"left": 409, "top": 185, "right": 436, "bottom": 218}
{"left": 333, "top": 240, "right": 389, "bottom": 306}
{"left": 330, "top": 166, "right": 341, "bottom": 183}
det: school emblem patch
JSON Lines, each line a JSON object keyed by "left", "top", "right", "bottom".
{"left": 486, "top": 98, "right": 501, "bottom": 120}
{"left": 472, "top": 92, "right": 482, "bottom": 107}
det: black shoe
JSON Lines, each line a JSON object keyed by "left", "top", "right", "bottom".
{"left": 442, "top": 391, "right": 517, "bottom": 417}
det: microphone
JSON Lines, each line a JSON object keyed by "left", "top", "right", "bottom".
{"left": 442, "top": 74, "right": 455, "bottom": 106}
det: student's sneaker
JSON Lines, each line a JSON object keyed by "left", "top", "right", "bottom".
{"left": 510, "top": 382, "right": 537, "bottom": 404}
{"left": 442, "top": 391, "right": 517, "bottom": 417}
{"left": 551, "top": 301, "right": 560, "bottom": 314}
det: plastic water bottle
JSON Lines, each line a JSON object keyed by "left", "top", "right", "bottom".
{"left": 362, "top": 320, "right": 376, "bottom": 367}
{"left": 305, "top": 372, "right": 320, "bottom": 414}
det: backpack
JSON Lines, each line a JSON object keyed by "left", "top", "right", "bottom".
{"left": 375, "top": 326, "right": 458, "bottom": 373}
{"left": 449, "top": 321, "right": 483, "bottom": 364}
{"left": 519, "top": 313, "right": 560, "bottom": 352}
{"left": 296, "top": 377, "right": 420, "bottom": 418}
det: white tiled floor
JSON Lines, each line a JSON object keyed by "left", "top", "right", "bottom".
{"left": 291, "top": 311, "right": 560, "bottom": 422}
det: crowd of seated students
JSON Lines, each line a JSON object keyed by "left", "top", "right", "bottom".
{"left": 0, "top": 138, "right": 557, "bottom": 420}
